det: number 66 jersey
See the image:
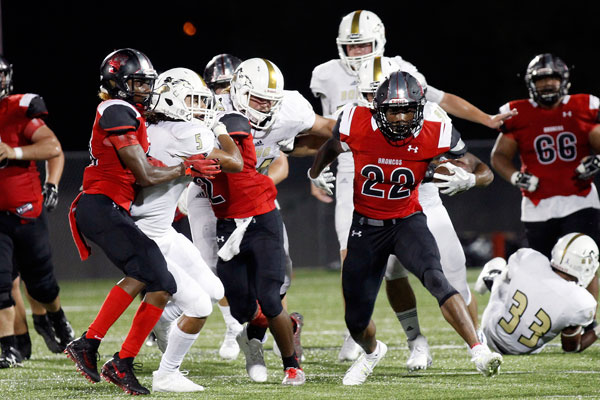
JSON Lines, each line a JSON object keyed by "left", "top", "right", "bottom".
{"left": 481, "top": 248, "right": 596, "bottom": 355}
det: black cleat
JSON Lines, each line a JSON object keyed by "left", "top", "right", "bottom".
{"left": 101, "top": 352, "right": 150, "bottom": 395}
{"left": 15, "top": 333, "right": 32, "bottom": 360}
{"left": 290, "top": 312, "right": 304, "bottom": 362}
{"left": 0, "top": 346, "right": 24, "bottom": 369}
{"left": 64, "top": 332, "right": 101, "bottom": 383}
{"left": 33, "top": 314, "right": 62, "bottom": 353}
{"left": 48, "top": 309, "right": 75, "bottom": 350}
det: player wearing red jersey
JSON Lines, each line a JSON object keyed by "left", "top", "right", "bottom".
{"left": 491, "top": 53, "right": 600, "bottom": 309}
{"left": 310, "top": 71, "right": 503, "bottom": 385}
{"left": 63, "top": 48, "right": 219, "bottom": 395}
{"left": 0, "top": 55, "right": 74, "bottom": 368}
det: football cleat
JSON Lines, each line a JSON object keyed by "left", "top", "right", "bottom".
{"left": 101, "top": 352, "right": 150, "bottom": 395}
{"left": 49, "top": 311, "right": 75, "bottom": 350}
{"left": 474, "top": 257, "right": 508, "bottom": 295}
{"left": 152, "top": 369, "right": 205, "bottom": 392}
{"left": 470, "top": 344, "right": 503, "bottom": 377}
{"left": 33, "top": 314, "right": 62, "bottom": 353}
{"left": 15, "top": 333, "right": 32, "bottom": 361}
{"left": 0, "top": 345, "right": 24, "bottom": 369}
{"left": 64, "top": 332, "right": 101, "bottom": 383}
{"left": 282, "top": 367, "right": 306, "bottom": 386}
{"left": 342, "top": 340, "right": 387, "bottom": 386}
{"left": 236, "top": 325, "right": 267, "bottom": 382}
{"left": 338, "top": 332, "right": 362, "bottom": 361}
{"left": 219, "top": 321, "right": 243, "bottom": 360}
{"left": 152, "top": 318, "right": 173, "bottom": 353}
{"left": 145, "top": 331, "right": 157, "bottom": 347}
{"left": 406, "top": 334, "right": 432, "bottom": 371}
{"left": 289, "top": 312, "right": 305, "bottom": 362}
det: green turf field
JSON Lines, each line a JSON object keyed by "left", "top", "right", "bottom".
{"left": 1, "top": 268, "right": 598, "bottom": 399}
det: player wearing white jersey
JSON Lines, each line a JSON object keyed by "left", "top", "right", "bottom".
{"left": 130, "top": 68, "right": 243, "bottom": 393}
{"left": 310, "top": 10, "right": 515, "bottom": 367}
{"left": 477, "top": 233, "right": 599, "bottom": 355}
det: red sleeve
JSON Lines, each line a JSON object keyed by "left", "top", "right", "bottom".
{"left": 107, "top": 132, "right": 140, "bottom": 150}
{"left": 23, "top": 118, "right": 46, "bottom": 140}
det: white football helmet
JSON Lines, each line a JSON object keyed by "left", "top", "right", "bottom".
{"left": 550, "top": 233, "right": 599, "bottom": 287}
{"left": 230, "top": 58, "right": 284, "bottom": 130}
{"left": 336, "top": 10, "right": 386, "bottom": 73}
{"left": 357, "top": 56, "right": 401, "bottom": 108}
{"left": 152, "top": 67, "right": 215, "bottom": 127}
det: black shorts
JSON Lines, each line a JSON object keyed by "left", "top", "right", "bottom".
{"left": 75, "top": 193, "right": 177, "bottom": 295}
{"left": 216, "top": 209, "right": 285, "bottom": 320}
{"left": 524, "top": 207, "right": 600, "bottom": 258}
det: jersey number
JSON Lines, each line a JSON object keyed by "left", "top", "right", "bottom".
{"left": 498, "top": 290, "right": 552, "bottom": 348}
{"left": 193, "top": 177, "right": 225, "bottom": 205}
{"left": 534, "top": 132, "right": 577, "bottom": 165}
{"left": 360, "top": 165, "right": 415, "bottom": 199}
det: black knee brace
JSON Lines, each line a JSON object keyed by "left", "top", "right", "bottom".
{"left": 24, "top": 275, "right": 60, "bottom": 304}
{"left": 0, "top": 290, "right": 15, "bottom": 310}
{"left": 422, "top": 268, "right": 458, "bottom": 306}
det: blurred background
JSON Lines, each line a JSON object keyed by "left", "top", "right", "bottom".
{"left": 3, "top": 1, "right": 599, "bottom": 279}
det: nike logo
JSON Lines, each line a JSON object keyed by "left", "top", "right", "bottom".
{"left": 112, "top": 362, "right": 126, "bottom": 379}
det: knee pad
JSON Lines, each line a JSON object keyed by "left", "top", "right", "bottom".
{"left": 257, "top": 294, "right": 283, "bottom": 319}
{"left": 230, "top": 301, "right": 257, "bottom": 325}
{"left": 24, "top": 275, "right": 59, "bottom": 304}
{"left": 0, "top": 290, "right": 15, "bottom": 310}
{"left": 345, "top": 310, "right": 370, "bottom": 335}
{"left": 422, "top": 268, "right": 458, "bottom": 306}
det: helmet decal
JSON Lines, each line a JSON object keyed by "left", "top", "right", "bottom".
{"left": 263, "top": 59, "right": 278, "bottom": 89}
{"left": 351, "top": 10, "right": 362, "bottom": 36}
{"left": 373, "top": 56, "right": 383, "bottom": 82}
{"left": 108, "top": 54, "right": 129, "bottom": 74}
{"left": 559, "top": 233, "right": 585, "bottom": 264}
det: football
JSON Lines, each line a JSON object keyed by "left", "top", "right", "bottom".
{"left": 432, "top": 159, "right": 472, "bottom": 183}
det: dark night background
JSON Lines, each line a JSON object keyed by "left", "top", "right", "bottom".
{"left": 2, "top": 1, "right": 600, "bottom": 275}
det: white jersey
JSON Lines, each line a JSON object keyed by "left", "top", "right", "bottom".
{"left": 481, "top": 248, "right": 596, "bottom": 355}
{"left": 130, "top": 120, "right": 216, "bottom": 237}
{"left": 218, "top": 91, "right": 315, "bottom": 174}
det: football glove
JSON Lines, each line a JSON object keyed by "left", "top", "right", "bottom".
{"left": 183, "top": 155, "right": 221, "bottom": 179}
{"left": 307, "top": 166, "right": 335, "bottom": 196}
{"left": 42, "top": 183, "right": 59, "bottom": 212}
{"left": 575, "top": 155, "right": 600, "bottom": 180}
{"left": 510, "top": 171, "right": 539, "bottom": 192}
{"left": 433, "top": 163, "right": 476, "bottom": 196}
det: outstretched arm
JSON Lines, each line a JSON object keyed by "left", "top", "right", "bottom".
{"left": 440, "top": 93, "right": 517, "bottom": 129}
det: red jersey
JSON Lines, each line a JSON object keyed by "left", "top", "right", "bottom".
{"left": 0, "top": 94, "right": 48, "bottom": 218}
{"left": 82, "top": 99, "right": 149, "bottom": 211}
{"left": 500, "top": 94, "right": 600, "bottom": 204}
{"left": 339, "top": 103, "right": 457, "bottom": 220}
{"left": 203, "top": 113, "right": 277, "bottom": 219}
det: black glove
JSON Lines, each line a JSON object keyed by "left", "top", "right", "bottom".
{"left": 42, "top": 183, "right": 59, "bottom": 212}
{"left": 576, "top": 155, "right": 600, "bottom": 180}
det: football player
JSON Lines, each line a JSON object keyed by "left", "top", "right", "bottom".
{"left": 309, "top": 71, "right": 503, "bottom": 385}
{"left": 129, "top": 67, "right": 242, "bottom": 392}
{"left": 0, "top": 55, "right": 74, "bottom": 368}
{"left": 203, "top": 53, "right": 242, "bottom": 95}
{"left": 64, "top": 48, "right": 218, "bottom": 395}
{"left": 310, "top": 9, "right": 514, "bottom": 367}
{"left": 477, "top": 233, "right": 599, "bottom": 355}
{"left": 491, "top": 54, "right": 600, "bottom": 315}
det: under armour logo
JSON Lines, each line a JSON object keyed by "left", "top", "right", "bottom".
{"left": 351, "top": 230, "right": 362, "bottom": 237}
{"left": 216, "top": 236, "right": 225, "bottom": 243}
{"left": 563, "top": 111, "right": 572, "bottom": 117}
{"left": 407, "top": 145, "right": 419, "bottom": 153}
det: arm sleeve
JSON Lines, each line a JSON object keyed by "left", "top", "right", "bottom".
{"left": 219, "top": 113, "right": 252, "bottom": 136}
{"left": 447, "top": 127, "right": 468, "bottom": 157}
{"left": 99, "top": 104, "right": 140, "bottom": 134}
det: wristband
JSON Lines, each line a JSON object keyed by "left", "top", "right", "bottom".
{"left": 14, "top": 147, "right": 23, "bottom": 160}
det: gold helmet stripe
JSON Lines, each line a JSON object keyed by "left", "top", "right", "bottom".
{"left": 351, "top": 10, "right": 363, "bottom": 34}
{"left": 560, "top": 233, "right": 585, "bottom": 264}
{"left": 262, "top": 59, "right": 278, "bottom": 89}
{"left": 373, "top": 56, "right": 383, "bottom": 82}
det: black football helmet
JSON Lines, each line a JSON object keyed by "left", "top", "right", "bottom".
{"left": 0, "top": 55, "right": 13, "bottom": 99}
{"left": 373, "top": 71, "right": 426, "bottom": 146}
{"left": 203, "top": 54, "right": 242, "bottom": 91}
{"left": 99, "top": 48, "right": 157, "bottom": 109}
{"left": 524, "top": 53, "right": 570, "bottom": 106}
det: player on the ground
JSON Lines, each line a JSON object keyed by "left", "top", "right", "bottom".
{"left": 309, "top": 71, "right": 503, "bottom": 385}
{"left": 476, "top": 233, "right": 599, "bottom": 354}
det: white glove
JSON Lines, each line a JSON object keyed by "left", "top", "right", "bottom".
{"left": 433, "top": 163, "right": 476, "bottom": 196}
{"left": 510, "top": 171, "right": 539, "bottom": 192}
{"left": 277, "top": 137, "right": 295, "bottom": 153}
{"left": 576, "top": 155, "right": 600, "bottom": 180}
{"left": 212, "top": 122, "right": 229, "bottom": 138}
{"left": 307, "top": 166, "right": 335, "bottom": 196}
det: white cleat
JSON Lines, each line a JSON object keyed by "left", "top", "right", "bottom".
{"left": 342, "top": 340, "right": 387, "bottom": 386}
{"left": 406, "top": 335, "right": 433, "bottom": 371}
{"left": 282, "top": 367, "right": 305, "bottom": 386}
{"left": 152, "top": 369, "right": 205, "bottom": 392}
{"left": 338, "top": 332, "right": 362, "bottom": 362}
{"left": 470, "top": 344, "right": 503, "bottom": 377}
{"left": 219, "top": 322, "right": 243, "bottom": 360}
{"left": 152, "top": 318, "right": 173, "bottom": 353}
{"left": 474, "top": 257, "right": 508, "bottom": 295}
{"left": 236, "top": 326, "right": 268, "bottom": 382}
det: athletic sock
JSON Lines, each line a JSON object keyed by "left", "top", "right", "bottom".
{"left": 158, "top": 323, "right": 199, "bottom": 373}
{"left": 0, "top": 335, "right": 17, "bottom": 352}
{"left": 395, "top": 307, "right": 421, "bottom": 341}
{"left": 218, "top": 305, "right": 239, "bottom": 327}
{"left": 119, "top": 301, "right": 163, "bottom": 359}
{"left": 247, "top": 323, "right": 268, "bottom": 341}
{"left": 282, "top": 351, "right": 300, "bottom": 369}
{"left": 86, "top": 285, "right": 134, "bottom": 341}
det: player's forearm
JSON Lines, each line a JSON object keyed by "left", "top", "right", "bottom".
{"left": 440, "top": 93, "right": 492, "bottom": 128}
{"left": 211, "top": 135, "right": 243, "bottom": 173}
{"left": 13, "top": 136, "right": 62, "bottom": 161}
{"left": 45, "top": 151, "right": 64, "bottom": 186}
{"left": 267, "top": 154, "right": 289, "bottom": 185}
{"left": 473, "top": 161, "right": 494, "bottom": 187}
{"left": 289, "top": 134, "right": 328, "bottom": 157}
{"left": 578, "top": 329, "right": 597, "bottom": 351}
{"left": 490, "top": 152, "right": 518, "bottom": 183}
{"left": 310, "top": 138, "right": 342, "bottom": 177}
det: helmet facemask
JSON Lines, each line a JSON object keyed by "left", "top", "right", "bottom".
{"left": 525, "top": 54, "right": 570, "bottom": 107}
{"left": 550, "top": 233, "right": 600, "bottom": 288}
{"left": 336, "top": 10, "right": 386, "bottom": 74}
{"left": 0, "top": 62, "right": 13, "bottom": 99}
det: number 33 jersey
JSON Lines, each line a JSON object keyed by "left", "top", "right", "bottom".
{"left": 481, "top": 248, "right": 596, "bottom": 355}
{"left": 499, "top": 94, "right": 600, "bottom": 203}
{"left": 338, "top": 102, "right": 461, "bottom": 220}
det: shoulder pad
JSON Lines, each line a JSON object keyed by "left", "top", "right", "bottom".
{"left": 98, "top": 100, "right": 140, "bottom": 133}
{"left": 219, "top": 112, "right": 252, "bottom": 135}
{"left": 20, "top": 94, "right": 48, "bottom": 119}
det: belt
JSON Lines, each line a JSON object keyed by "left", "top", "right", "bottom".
{"left": 358, "top": 216, "right": 399, "bottom": 227}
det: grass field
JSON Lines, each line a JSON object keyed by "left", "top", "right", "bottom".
{"left": 1, "top": 268, "right": 599, "bottom": 399}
